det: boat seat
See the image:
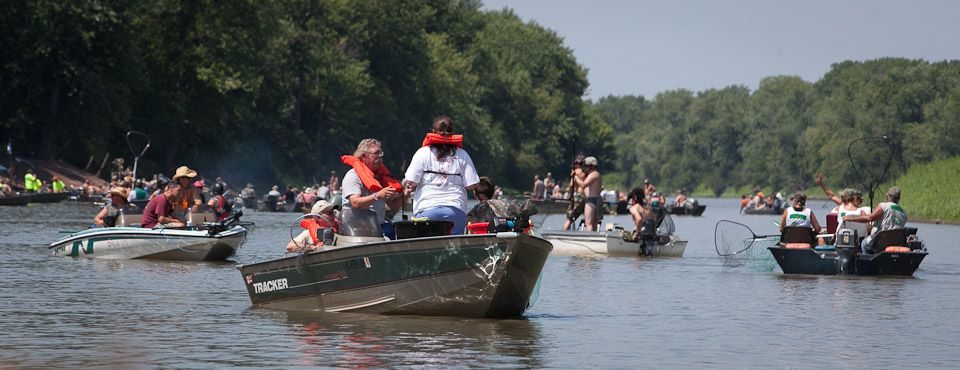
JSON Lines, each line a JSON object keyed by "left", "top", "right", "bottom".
{"left": 825, "top": 213, "right": 838, "bottom": 234}
{"left": 871, "top": 228, "right": 907, "bottom": 253}
{"left": 781, "top": 226, "right": 816, "bottom": 245}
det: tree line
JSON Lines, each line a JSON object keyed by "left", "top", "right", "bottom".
{"left": 593, "top": 58, "right": 960, "bottom": 196}
{"left": 1, "top": 0, "right": 612, "bottom": 190}
{"left": 2, "top": 1, "right": 958, "bottom": 195}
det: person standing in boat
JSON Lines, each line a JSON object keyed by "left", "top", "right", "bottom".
{"left": 532, "top": 175, "right": 545, "bottom": 200}
{"left": 779, "top": 191, "right": 822, "bottom": 234}
{"left": 317, "top": 181, "right": 330, "bottom": 200}
{"left": 51, "top": 176, "right": 65, "bottom": 193}
{"left": 141, "top": 183, "right": 184, "bottom": 228}
{"left": 844, "top": 186, "right": 906, "bottom": 253}
{"left": 23, "top": 169, "right": 38, "bottom": 193}
{"left": 342, "top": 138, "right": 404, "bottom": 238}
{"left": 562, "top": 156, "right": 586, "bottom": 231}
{"left": 544, "top": 172, "right": 555, "bottom": 199}
{"left": 403, "top": 116, "right": 480, "bottom": 235}
{"left": 574, "top": 156, "right": 603, "bottom": 231}
{"left": 94, "top": 187, "right": 135, "bottom": 227}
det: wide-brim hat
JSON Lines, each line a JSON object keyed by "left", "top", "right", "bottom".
{"left": 305, "top": 187, "right": 314, "bottom": 193}
{"left": 272, "top": 185, "right": 279, "bottom": 190}
{"left": 172, "top": 166, "right": 197, "bottom": 181}
{"left": 108, "top": 186, "right": 129, "bottom": 199}
{"left": 311, "top": 200, "right": 335, "bottom": 214}
{"left": 584, "top": 156, "right": 598, "bottom": 166}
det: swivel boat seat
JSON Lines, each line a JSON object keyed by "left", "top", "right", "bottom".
{"left": 780, "top": 226, "right": 816, "bottom": 249}
{"left": 869, "top": 228, "right": 909, "bottom": 254}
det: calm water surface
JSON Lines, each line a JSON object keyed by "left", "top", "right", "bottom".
{"left": 1, "top": 198, "right": 958, "bottom": 368}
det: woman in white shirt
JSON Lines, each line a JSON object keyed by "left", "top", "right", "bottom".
{"left": 403, "top": 116, "right": 480, "bottom": 235}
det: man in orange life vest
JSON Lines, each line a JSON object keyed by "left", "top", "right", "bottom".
{"left": 286, "top": 200, "right": 340, "bottom": 253}
{"left": 340, "top": 138, "right": 403, "bottom": 239}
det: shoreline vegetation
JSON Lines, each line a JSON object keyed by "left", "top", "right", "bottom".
{"left": 688, "top": 156, "right": 960, "bottom": 225}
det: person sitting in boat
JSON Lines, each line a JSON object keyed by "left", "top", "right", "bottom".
{"left": 0, "top": 177, "right": 12, "bottom": 196}
{"left": 286, "top": 200, "right": 340, "bottom": 253}
{"left": 342, "top": 138, "right": 404, "bottom": 239}
{"left": 141, "top": 183, "right": 185, "bottom": 228}
{"left": 779, "top": 191, "right": 822, "bottom": 234}
{"left": 573, "top": 156, "right": 603, "bottom": 231}
{"left": 627, "top": 187, "right": 654, "bottom": 240}
{"left": 562, "top": 156, "right": 586, "bottom": 231}
{"left": 753, "top": 191, "right": 766, "bottom": 209}
{"left": 467, "top": 176, "right": 505, "bottom": 223}
{"left": 148, "top": 176, "right": 170, "bottom": 200}
{"left": 740, "top": 195, "right": 750, "bottom": 210}
{"left": 94, "top": 186, "right": 138, "bottom": 227}
{"left": 299, "top": 187, "right": 317, "bottom": 205}
{"left": 172, "top": 166, "right": 202, "bottom": 217}
{"left": 128, "top": 179, "right": 148, "bottom": 202}
{"left": 403, "top": 115, "right": 480, "bottom": 235}
{"left": 207, "top": 182, "right": 233, "bottom": 221}
{"left": 673, "top": 189, "right": 687, "bottom": 208}
{"left": 51, "top": 176, "right": 65, "bottom": 193}
{"left": 844, "top": 186, "right": 906, "bottom": 253}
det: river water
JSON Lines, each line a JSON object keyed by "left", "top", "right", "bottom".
{"left": 1, "top": 198, "right": 957, "bottom": 368}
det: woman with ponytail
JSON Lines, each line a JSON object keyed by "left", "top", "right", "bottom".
{"left": 403, "top": 116, "right": 480, "bottom": 235}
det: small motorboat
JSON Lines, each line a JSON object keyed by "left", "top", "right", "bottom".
{"left": 239, "top": 212, "right": 551, "bottom": 318}
{"left": 49, "top": 210, "right": 249, "bottom": 260}
{"left": 768, "top": 226, "right": 927, "bottom": 276}
{"left": 540, "top": 211, "right": 686, "bottom": 257}
{"left": 540, "top": 228, "right": 686, "bottom": 257}
{"left": 49, "top": 224, "right": 246, "bottom": 260}
{"left": 665, "top": 203, "right": 707, "bottom": 216}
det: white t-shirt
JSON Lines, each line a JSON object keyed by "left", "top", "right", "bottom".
{"left": 341, "top": 169, "right": 387, "bottom": 222}
{"left": 404, "top": 146, "right": 480, "bottom": 214}
{"left": 317, "top": 185, "right": 330, "bottom": 200}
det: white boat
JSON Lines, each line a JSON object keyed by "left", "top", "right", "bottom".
{"left": 540, "top": 229, "right": 686, "bottom": 257}
{"left": 49, "top": 225, "right": 247, "bottom": 260}
{"left": 540, "top": 212, "right": 686, "bottom": 257}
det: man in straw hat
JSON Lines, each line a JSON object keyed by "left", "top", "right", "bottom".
{"left": 94, "top": 186, "right": 136, "bottom": 227}
{"left": 286, "top": 200, "right": 339, "bottom": 253}
{"left": 171, "top": 165, "right": 202, "bottom": 216}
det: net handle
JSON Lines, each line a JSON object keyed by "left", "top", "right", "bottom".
{"left": 847, "top": 135, "right": 895, "bottom": 210}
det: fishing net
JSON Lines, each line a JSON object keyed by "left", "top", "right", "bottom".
{"left": 848, "top": 136, "right": 896, "bottom": 210}
{"left": 715, "top": 220, "right": 778, "bottom": 272}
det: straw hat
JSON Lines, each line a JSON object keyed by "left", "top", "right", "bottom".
{"left": 108, "top": 186, "right": 129, "bottom": 198}
{"left": 311, "top": 200, "right": 335, "bottom": 214}
{"left": 172, "top": 166, "right": 197, "bottom": 181}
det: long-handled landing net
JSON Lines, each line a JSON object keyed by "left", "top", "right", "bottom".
{"left": 848, "top": 136, "right": 896, "bottom": 210}
{"left": 714, "top": 220, "right": 779, "bottom": 272}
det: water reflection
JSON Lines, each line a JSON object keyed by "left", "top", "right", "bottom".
{"left": 275, "top": 311, "right": 544, "bottom": 368}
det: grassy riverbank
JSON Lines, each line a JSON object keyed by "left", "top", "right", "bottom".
{"left": 692, "top": 156, "right": 960, "bottom": 224}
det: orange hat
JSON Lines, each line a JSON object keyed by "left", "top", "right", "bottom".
{"left": 758, "top": 192, "right": 765, "bottom": 198}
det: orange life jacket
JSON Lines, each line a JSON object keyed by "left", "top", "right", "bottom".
{"left": 421, "top": 133, "right": 463, "bottom": 148}
{"left": 299, "top": 218, "right": 338, "bottom": 245}
{"left": 340, "top": 155, "right": 402, "bottom": 192}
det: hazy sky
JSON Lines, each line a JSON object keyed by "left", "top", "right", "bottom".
{"left": 480, "top": 0, "right": 960, "bottom": 100}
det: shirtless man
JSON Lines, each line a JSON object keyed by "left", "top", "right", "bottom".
{"left": 574, "top": 156, "right": 603, "bottom": 231}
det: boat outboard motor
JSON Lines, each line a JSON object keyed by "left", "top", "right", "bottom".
{"left": 835, "top": 228, "right": 858, "bottom": 274}
{"left": 640, "top": 219, "right": 656, "bottom": 255}
{"left": 314, "top": 227, "right": 335, "bottom": 245}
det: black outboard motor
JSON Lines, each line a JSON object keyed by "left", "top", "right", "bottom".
{"left": 835, "top": 228, "right": 858, "bottom": 274}
{"left": 640, "top": 219, "right": 656, "bottom": 255}
{"left": 314, "top": 227, "right": 335, "bottom": 245}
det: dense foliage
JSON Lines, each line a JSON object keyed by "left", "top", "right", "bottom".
{"left": 594, "top": 59, "right": 960, "bottom": 196}
{"left": 2, "top": 1, "right": 958, "bottom": 198}
{"left": 1, "top": 0, "right": 611, "bottom": 189}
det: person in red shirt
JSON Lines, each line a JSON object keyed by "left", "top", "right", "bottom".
{"left": 141, "top": 184, "right": 184, "bottom": 228}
